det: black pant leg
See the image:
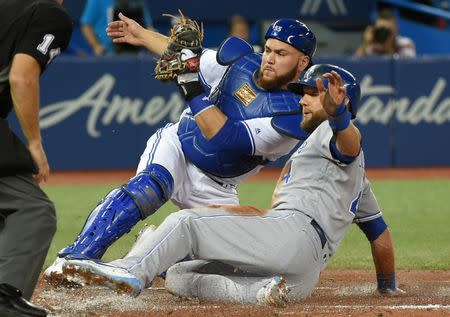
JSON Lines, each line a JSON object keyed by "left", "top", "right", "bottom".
{"left": 0, "top": 174, "right": 56, "bottom": 300}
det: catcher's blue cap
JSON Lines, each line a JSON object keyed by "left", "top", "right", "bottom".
{"left": 265, "top": 19, "right": 316, "bottom": 60}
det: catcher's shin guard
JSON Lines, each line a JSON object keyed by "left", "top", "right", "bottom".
{"left": 59, "top": 164, "right": 174, "bottom": 259}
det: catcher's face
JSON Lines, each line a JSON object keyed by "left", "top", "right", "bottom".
{"left": 258, "top": 39, "right": 309, "bottom": 91}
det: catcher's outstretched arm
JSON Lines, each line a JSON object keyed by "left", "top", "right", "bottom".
{"left": 107, "top": 13, "right": 169, "bottom": 56}
{"left": 143, "top": 30, "right": 169, "bottom": 57}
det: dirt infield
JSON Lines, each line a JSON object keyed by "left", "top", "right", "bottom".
{"left": 34, "top": 269, "right": 450, "bottom": 316}
{"left": 46, "top": 167, "right": 450, "bottom": 185}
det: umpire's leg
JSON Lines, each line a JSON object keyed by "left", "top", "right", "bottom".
{"left": 0, "top": 174, "right": 56, "bottom": 300}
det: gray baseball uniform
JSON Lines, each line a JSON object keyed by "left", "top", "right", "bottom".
{"left": 103, "top": 121, "right": 383, "bottom": 303}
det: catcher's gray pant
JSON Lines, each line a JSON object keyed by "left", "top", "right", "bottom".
{"left": 0, "top": 174, "right": 56, "bottom": 300}
{"left": 111, "top": 206, "right": 328, "bottom": 303}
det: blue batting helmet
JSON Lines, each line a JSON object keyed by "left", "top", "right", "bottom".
{"left": 287, "top": 64, "right": 361, "bottom": 119}
{"left": 265, "top": 19, "right": 316, "bottom": 58}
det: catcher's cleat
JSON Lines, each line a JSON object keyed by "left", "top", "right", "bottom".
{"left": 44, "top": 257, "right": 82, "bottom": 288}
{"left": 62, "top": 259, "right": 142, "bottom": 297}
{"left": 256, "top": 276, "right": 290, "bottom": 307}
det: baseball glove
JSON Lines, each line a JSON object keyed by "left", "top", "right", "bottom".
{"left": 154, "top": 10, "right": 204, "bottom": 81}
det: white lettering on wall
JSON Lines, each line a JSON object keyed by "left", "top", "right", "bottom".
{"left": 40, "top": 74, "right": 186, "bottom": 137}
{"left": 40, "top": 73, "right": 450, "bottom": 138}
{"left": 357, "top": 75, "right": 450, "bottom": 125}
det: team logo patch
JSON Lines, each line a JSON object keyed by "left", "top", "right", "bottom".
{"left": 234, "top": 83, "right": 256, "bottom": 106}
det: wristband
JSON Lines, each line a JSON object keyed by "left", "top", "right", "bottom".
{"left": 178, "top": 81, "right": 205, "bottom": 101}
{"left": 377, "top": 272, "right": 396, "bottom": 292}
{"left": 188, "top": 93, "right": 214, "bottom": 116}
{"left": 328, "top": 102, "right": 351, "bottom": 131}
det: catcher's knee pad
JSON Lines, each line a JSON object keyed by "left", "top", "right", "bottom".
{"left": 123, "top": 164, "right": 174, "bottom": 219}
{"left": 58, "top": 164, "right": 174, "bottom": 259}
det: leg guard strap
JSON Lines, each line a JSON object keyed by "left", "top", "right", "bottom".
{"left": 123, "top": 164, "right": 174, "bottom": 219}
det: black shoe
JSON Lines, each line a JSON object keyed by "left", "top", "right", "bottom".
{"left": 0, "top": 283, "right": 47, "bottom": 316}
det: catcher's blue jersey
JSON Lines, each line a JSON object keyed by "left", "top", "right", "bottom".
{"left": 178, "top": 53, "right": 302, "bottom": 178}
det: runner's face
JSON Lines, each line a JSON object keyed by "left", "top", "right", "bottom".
{"left": 300, "top": 86, "right": 327, "bottom": 132}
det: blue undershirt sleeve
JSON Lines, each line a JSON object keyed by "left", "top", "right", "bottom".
{"left": 208, "top": 119, "right": 253, "bottom": 154}
{"left": 357, "top": 216, "right": 388, "bottom": 241}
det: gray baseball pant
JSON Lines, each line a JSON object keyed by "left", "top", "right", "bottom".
{"left": 111, "top": 206, "right": 327, "bottom": 302}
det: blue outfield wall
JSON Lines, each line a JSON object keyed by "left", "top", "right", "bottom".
{"left": 8, "top": 55, "right": 450, "bottom": 170}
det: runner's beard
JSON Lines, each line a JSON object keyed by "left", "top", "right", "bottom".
{"left": 301, "top": 110, "right": 327, "bottom": 133}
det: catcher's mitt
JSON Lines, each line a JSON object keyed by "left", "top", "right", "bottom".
{"left": 154, "top": 10, "right": 204, "bottom": 81}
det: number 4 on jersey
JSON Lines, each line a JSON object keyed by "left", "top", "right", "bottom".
{"left": 281, "top": 160, "right": 293, "bottom": 184}
{"left": 349, "top": 191, "right": 363, "bottom": 214}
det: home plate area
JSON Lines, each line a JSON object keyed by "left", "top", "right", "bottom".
{"left": 32, "top": 269, "right": 450, "bottom": 317}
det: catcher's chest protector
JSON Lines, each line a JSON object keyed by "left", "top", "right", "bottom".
{"left": 210, "top": 53, "right": 301, "bottom": 121}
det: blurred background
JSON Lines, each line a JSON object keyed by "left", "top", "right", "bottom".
{"left": 9, "top": 0, "right": 450, "bottom": 170}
